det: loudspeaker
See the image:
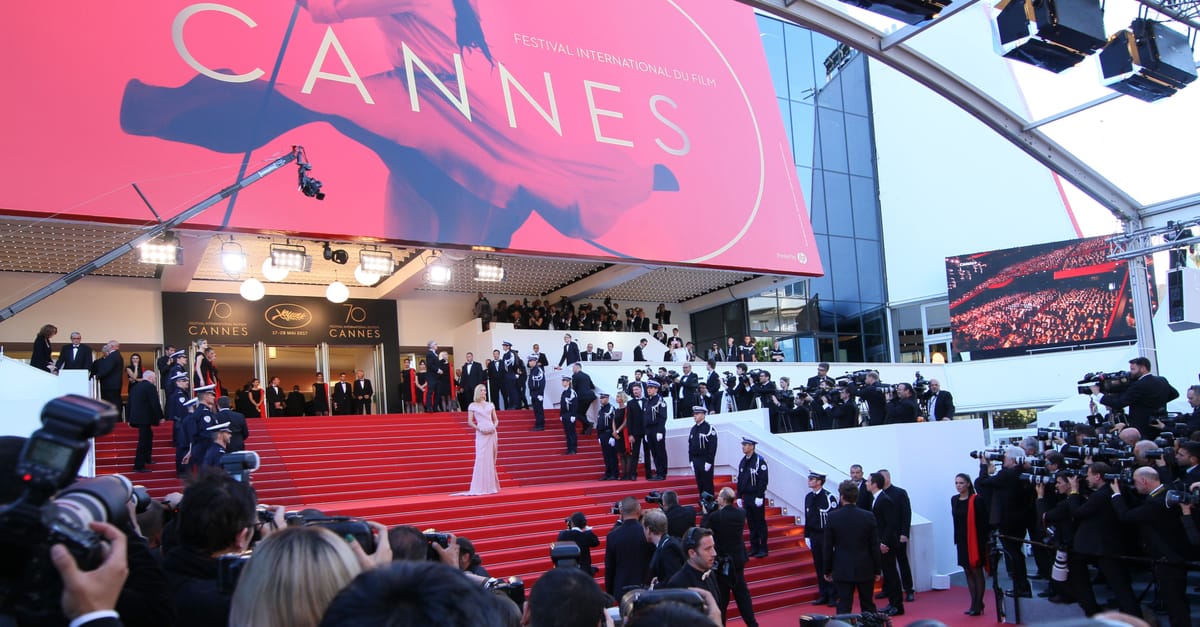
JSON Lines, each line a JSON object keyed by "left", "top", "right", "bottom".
{"left": 1100, "top": 19, "right": 1198, "bottom": 102}
{"left": 993, "top": 0, "right": 1106, "bottom": 72}
{"left": 1167, "top": 267, "right": 1200, "bottom": 331}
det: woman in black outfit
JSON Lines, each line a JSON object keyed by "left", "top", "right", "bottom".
{"left": 30, "top": 323, "right": 57, "bottom": 372}
{"left": 312, "top": 372, "right": 330, "bottom": 416}
{"left": 952, "top": 472, "right": 989, "bottom": 616}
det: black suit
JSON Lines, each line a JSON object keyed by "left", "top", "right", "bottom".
{"left": 649, "top": 535, "right": 686, "bottom": 585}
{"left": 558, "top": 341, "right": 581, "bottom": 367}
{"left": 460, "top": 361, "right": 485, "bottom": 400}
{"left": 556, "top": 527, "right": 599, "bottom": 574}
{"left": 666, "top": 505, "right": 697, "bottom": 540}
{"left": 604, "top": 518, "right": 653, "bottom": 597}
{"left": 55, "top": 342, "right": 93, "bottom": 372}
{"left": 425, "top": 350, "right": 444, "bottom": 411}
{"left": 850, "top": 383, "right": 887, "bottom": 426}
{"left": 127, "top": 379, "right": 162, "bottom": 470}
{"left": 884, "top": 397, "right": 919, "bottom": 424}
{"left": 633, "top": 345, "right": 648, "bottom": 362}
{"left": 353, "top": 377, "right": 374, "bottom": 414}
{"left": 824, "top": 505, "right": 881, "bottom": 614}
{"left": 975, "top": 465, "right": 1032, "bottom": 596}
{"left": 1112, "top": 485, "right": 1193, "bottom": 627}
{"left": 30, "top": 335, "right": 55, "bottom": 372}
{"left": 869, "top": 491, "right": 903, "bottom": 609}
{"left": 330, "top": 381, "right": 351, "bottom": 415}
{"left": 1066, "top": 485, "right": 1137, "bottom": 616}
{"left": 266, "top": 384, "right": 287, "bottom": 416}
{"left": 923, "top": 389, "right": 955, "bottom": 420}
{"left": 1100, "top": 372, "right": 1179, "bottom": 437}
{"left": 703, "top": 504, "right": 757, "bottom": 626}
{"left": 487, "top": 360, "right": 505, "bottom": 407}
{"left": 218, "top": 408, "right": 248, "bottom": 453}
{"left": 884, "top": 484, "right": 914, "bottom": 594}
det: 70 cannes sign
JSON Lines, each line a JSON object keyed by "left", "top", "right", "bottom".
{"left": 164, "top": 293, "right": 394, "bottom": 345}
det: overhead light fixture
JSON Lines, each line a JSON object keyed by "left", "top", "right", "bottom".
{"left": 261, "top": 257, "right": 289, "bottom": 282}
{"left": 1099, "top": 18, "right": 1197, "bottom": 102}
{"left": 239, "top": 277, "right": 265, "bottom": 301}
{"left": 836, "top": 0, "right": 950, "bottom": 25}
{"left": 354, "top": 265, "right": 381, "bottom": 286}
{"left": 326, "top": 279, "right": 350, "bottom": 303}
{"left": 472, "top": 258, "right": 505, "bottom": 283}
{"left": 220, "top": 239, "right": 248, "bottom": 275}
{"left": 359, "top": 250, "right": 395, "bottom": 276}
{"left": 426, "top": 263, "right": 452, "bottom": 286}
{"left": 138, "top": 233, "right": 182, "bottom": 265}
{"left": 993, "top": 0, "right": 1106, "bottom": 73}
{"left": 323, "top": 242, "right": 349, "bottom": 265}
{"left": 270, "top": 243, "right": 312, "bottom": 272}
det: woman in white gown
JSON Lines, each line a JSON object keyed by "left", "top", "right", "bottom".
{"left": 457, "top": 384, "right": 500, "bottom": 495}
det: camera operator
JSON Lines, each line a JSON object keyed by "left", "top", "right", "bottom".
{"left": 661, "top": 490, "right": 697, "bottom": 540}
{"left": 1093, "top": 357, "right": 1179, "bottom": 438}
{"left": 849, "top": 372, "right": 887, "bottom": 427}
{"left": 1184, "top": 385, "right": 1200, "bottom": 434}
{"left": 775, "top": 377, "right": 800, "bottom": 432}
{"left": 884, "top": 383, "right": 919, "bottom": 425}
{"left": 802, "top": 472, "right": 838, "bottom": 607}
{"left": 1172, "top": 440, "right": 1200, "bottom": 489}
{"left": 749, "top": 370, "right": 783, "bottom": 432}
{"left": 1034, "top": 471, "right": 1075, "bottom": 605}
{"left": 604, "top": 497, "right": 653, "bottom": 598}
{"left": 730, "top": 364, "right": 753, "bottom": 411}
{"left": 644, "top": 509, "right": 685, "bottom": 586}
{"left": 974, "top": 446, "right": 1033, "bottom": 598}
{"left": 821, "top": 386, "right": 858, "bottom": 430}
{"left": 791, "top": 387, "right": 814, "bottom": 432}
{"left": 806, "top": 362, "right": 835, "bottom": 391}
{"left": 920, "top": 379, "right": 955, "bottom": 421}
{"left": 557, "top": 512, "right": 599, "bottom": 575}
{"left": 1065, "top": 462, "right": 1139, "bottom": 617}
{"left": 1110, "top": 467, "right": 1192, "bottom": 627}
{"left": 701, "top": 488, "right": 758, "bottom": 627}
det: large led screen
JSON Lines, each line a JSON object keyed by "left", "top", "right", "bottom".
{"left": 0, "top": 1, "right": 821, "bottom": 276}
{"left": 946, "top": 236, "right": 1153, "bottom": 360}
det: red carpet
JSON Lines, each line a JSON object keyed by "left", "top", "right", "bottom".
{"left": 740, "top": 587, "right": 1008, "bottom": 626}
{"left": 94, "top": 410, "right": 819, "bottom": 617}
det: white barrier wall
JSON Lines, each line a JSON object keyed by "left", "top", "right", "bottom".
{"left": 0, "top": 356, "right": 96, "bottom": 475}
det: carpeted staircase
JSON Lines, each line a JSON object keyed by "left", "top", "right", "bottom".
{"left": 93, "top": 409, "right": 818, "bottom": 616}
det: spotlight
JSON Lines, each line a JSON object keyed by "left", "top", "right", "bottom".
{"left": 298, "top": 164, "right": 325, "bottom": 200}
{"left": 326, "top": 280, "right": 350, "bottom": 303}
{"left": 261, "top": 257, "right": 289, "bottom": 282}
{"left": 472, "top": 258, "right": 505, "bottom": 283}
{"left": 993, "top": 0, "right": 1106, "bottom": 73}
{"left": 426, "top": 264, "right": 453, "bottom": 286}
{"left": 139, "top": 233, "right": 182, "bottom": 265}
{"left": 220, "top": 239, "right": 247, "bottom": 275}
{"left": 359, "top": 250, "right": 395, "bottom": 276}
{"left": 239, "top": 277, "right": 265, "bottom": 301}
{"left": 836, "top": 0, "right": 951, "bottom": 25}
{"left": 323, "top": 242, "right": 349, "bottom": 265}
{"left": 270, "top": 243, "right": 312, "bottom": 272}
{"left": 1099, "top": 19, "right": 1197, "bottom": 102}
{"left": 354, "top": 264, "right": 381, "bottom": 286}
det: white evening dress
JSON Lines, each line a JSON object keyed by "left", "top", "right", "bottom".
{"left": 457, "top": 401, "right": 500, "bottom": 495}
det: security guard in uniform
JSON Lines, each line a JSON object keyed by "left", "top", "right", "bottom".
{"left": 166, "top": 371, "right": 190, "bottom": 475}
{"left": 737, "top": 438, "right": 770, "bottom": 558}
{"left": 688, "top": 405, "right": 718, "bottom": 497}
{"left": 644, "top": 381, "right": 668, "bottom": 480}
{"left": 527, "top": 355, "right": 546, "bottom": 431}
{"left": 559, "top": 375, "right": 578, "bottom": 455}
{"left": 595, "top": 392, "right": 620, "bottom": 480}
{"left": 803, "top": 471, "right": 839, "bottom": 606}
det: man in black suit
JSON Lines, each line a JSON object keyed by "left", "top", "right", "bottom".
{"left": 1111, "top": 466, "right": 1192, "bottom": 627}
{"left": 556, "top": 333, "right": 581, "bottom": 369}
{"left": 330, "top": 372, "right": 351, "bottom": 415}
{"left": 625, "top": 383, "right": 649, "bottom": 480}
{"left": 127, "top": 370, "right": 163, "bottom": 472}
{"left": 54, "top": 331, "right": 93, "bottom": 373}
{"left": 824, "top": 480, "right": 881, "bottom": 615}
{"left": 849, "top": 464, "right": 871, "bottom": 509}
{"left": 580, "top": 343, "right": 597, "bottom": 362}
{"left": 353, "top": 370, "right": 374, "bottom": 414}
{"left": 884, "top": 383, "right": 919, "bottom": 424}
{"left": 975, "top": 446, "right": 1033, "bottom": 598}
{"left": 661, "top": 490, "right": 697, "bottom": 540}
{"left": 805, "top": 362, "right": 835, "bottom": 392}
{"left": 425, "top": 340, "right": 443, "bottom": 413}
{"left": 156, "top": 344, "right": 177, "bottom": 388}
{"left": 850, "top": 372, "right": 887, "bottom": 427}
{"left": 677, "top": 363, "right": 700, "bottom": 419}
{"left": 459, "top": 352, "right": 485, "bottom": 403}
{"left": 604, "top": 497, "right": 653, "bottom": 598}
{"left": 1096, "top": 356, "right": 1179, "bottom": 438}
{"left": 704, "top": 360, "right": 723, "bottom": 414}
{"left": 571, "top": 363, "right": 597, "bottom": 435}
{"left": 529, "top": 344, "right": 549, "bottom": 367}
{"left": 486, "top": 350, "right": 505, "bottom": 407}
{"left": 866, "top": 472, "right": 903, "bottom": 616}
{"left": 702, "top": 487, "right": 758, "bottom": 627}
{"left": 632, "top": 338, "right": 649, "bottom": 362}
{"left": 921, "top": 379, "right": 955, "bottom": 420}
{"left": 92, "top": 341, "right": 124, "bottom": 412}
{"left": 266, "top": 376, "right": 287, "bottom": 417}
{"left": 644, "top": 509, "right": 685, "bottom": 586}
{"left": 216, "top": 396, "right": 248, "bottom": 453}
{"left": 880, "top": 469, "right": 914, "bottom": 603}
{"left": 1066, "top": 462, "right": 1139, "bottom": 617}
{"left": 556, "top": 512, "right": 600, "bottom": 575}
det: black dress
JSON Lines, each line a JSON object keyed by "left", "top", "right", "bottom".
{"left": 952, "top": 494, "right": 988, "bottom": 569}
{"left": 312, "top": 382, "right": 330, "bottom": 413}
{"left": 30, "top": 335, "right": 54, "bottom": 372}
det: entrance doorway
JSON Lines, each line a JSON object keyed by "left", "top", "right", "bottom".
{"left": 203, "top": 342, "right": 385, "bottom": 413}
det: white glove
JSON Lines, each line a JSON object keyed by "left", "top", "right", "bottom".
{"left": 804, "top": 538, "right": 812, "bottom": 550}
{"left": 608, "top": 438, "right": 616, "bottom": 447}
{"left": 656, "top": 433, "right": 664, "bottom": 442}
{"left": 736, "top": 498, "right": 744, "bottom": 508}
{"left": 704, "top": 463, "right": 712, "bottom": 471}
{"left": 823, "top": 403, "right": 832, "bottom": 410}
{"left": 537, "top": 396, "right": 543, "bottom": 401}
{"left": 570, "top": 416, "right": 576, "bottom": 423}
{"left": 754, "top": 498, "right": 763, "bottom": 507}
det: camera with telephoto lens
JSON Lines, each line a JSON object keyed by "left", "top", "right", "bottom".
{"left": 1019, "top": 473, "right": 1056, "bottom": 485}
{"left": 970, "top": 450, "right": 1006, "bottom": 462}
{"left": 484, "top": 576, "right": 525, "bottom": 610}
{"left": 550, "top": 543, "right": 582, "bottom": 569}
{"left": 799, "top": 611, "right": 893, "bottom": 627}
{"left": 1078, "top": 371, "right": 1132, "bottom": 395}
{"left": 301, "top": 516, "right": 377, "bottom": 553}
{"left": 617, "top": 375, "right": 629, "bottom": 390}
{"left": 699, "top": 491, "right": 719, "bottom": 515}
{"left": 0, "top": 395, "right": 127, "bottom": 621}
{"left": 221, "top": 450, "right": 260, "bottom": 484}
{"left": 423, "top": 530, "right": 450, "bottom": 549}
{"left": 645, "top": 491, "right": 664, "bottom": 505}
{"left": 911, "top": 371, "right": 929, "bottom": 396}
{"left": 1165, "top": 487, "right": 1200, "bottom": 507}
{"left": 1102, "top": 470, "right": 1134, "bottom": 483}
{"left": 1037, "top": 428, "right": 1072, "bottom": 441}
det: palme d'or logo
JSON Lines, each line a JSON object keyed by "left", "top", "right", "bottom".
{"left": 264, "top": 304, "right": 313, "bottom": 329}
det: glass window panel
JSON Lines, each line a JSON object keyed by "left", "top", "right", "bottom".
{"left": 784, "top": 25, "right": 816, "bottom": 98}
{"left": 817, "top": 108, "right": 848, "bottom": 174}
{"left": 757, "top": 15, "right": 788, "bottom": 99}
{"left": 817, "top": 64, "right": 845, "bottom": 111}
{"left": 747, "top": 296, "right": 779, "bottom": 333}
{"left": 778, "top": 296, "right": 807, "bottom": 334}
{"left": 823, "top": 172, "right": 853, "bottom": 237}
{"left": 810, "top": 33, "right": 840, "bottom": 91}
{"left": 850, "top": 175, "right": 880, "bottom": 241}
{"left": 790, "top": 101, "right": 815, "bottom": 168}
{"left": 856, "top": 239, "right": 884, "bottom": 304}
{"left": 778, "top": 98, "right": 792, "bottom": 148}
{"left": 829, "top": 236, "right": 860, "bottom": 302}
{"left": 845, "top": 114, "right": 873, "bottom": 178}
{"left": 840, "top": 332, "right": 865, "bottom": 362}
{"left": 863, "top": 334, "right": 888, "bottom": 362}
{"left": 840, "top": 56, "right": 870, "bottom": 117}
{"left": 808, "top": 169, "right": 827, "bottom": 234}
{"left": 809, "top": 236, "right": 832, "bottom": 299}
{"left": 818, "top": 304, "right": 838, "bottom": 333}
{"left": 926, "top": 303, "right": 951, "bottom": 329}
{"left": 796, "top": 166, "right": 813, "bottom": 212}
{"left": 863, "top": 310, "right": 886, "bottom": 336}
{"left": 798, "top": 336, "right": 818, "bottom": 362}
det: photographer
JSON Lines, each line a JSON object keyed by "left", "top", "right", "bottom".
{"left": 974, "top": 446, "right": 1033, "bottom": 598}
{"left": 556, "top": 512, "right": 599, "bottom": 575}
{"left": 1033, "top": 472, "right": 1074, "bottom": 605}
{"left": 1110, "top": 467, "right": 1192, "bottom": 627}
{"left": 1093, "top": 356, "right": 1179, "bottom": 438}
{"left": 730, "top": 364, "right": 753, "bottom": 411}
{"left": 849, "top": 372, "right": 887, "bottom": 427}
{"left": 702, "top": 488, "right": 758, "bottom": 627}
{"left": 661, "top": 490, "right": 697, "bottom": 540}
{"left": 775, "top": 377, "right": 799, "bottom": 432}
{"left": 920, "top": 379, "right": 955, "bottom": 421}
{"left": 675, "top": 363, "right": 700, "bottom": 419}
{"left": 644, "top": 509, "right": 685, "bottom": 586}
{"left": 822, "top": 386, "right": 858, "bottom": 430}
{"left": 1065, "top": 462, "right": 1139, "bottom": 617}
{"left": 883, "top": 383, "right": 919, "bottom": 425}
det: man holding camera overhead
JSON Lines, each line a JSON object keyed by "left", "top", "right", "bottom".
{"left": 1093, "top": 356, "right": 1179, "bottom": 438}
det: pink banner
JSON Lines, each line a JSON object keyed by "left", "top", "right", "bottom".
{"left": 0, "top": 1, "right": 821, "bottom": 276}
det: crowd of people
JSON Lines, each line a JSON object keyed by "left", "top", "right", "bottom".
{"left": 947, "top": 237, "right": 1110, "bottom": 310}
{"left": 951, "top": 284, "right": 1124, "bottom": 353}
{"left": 473, "top": 293, "right": 672, "bottom": 334}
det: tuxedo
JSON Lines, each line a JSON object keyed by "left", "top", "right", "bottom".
{"left": 604, "top": 518, "right": 653, "bottom": 596}
{"left": 487, "top": 359, "right": 505, "bottom": 407}
{"left": 870, "top": 490, "right": 903, "bottom": 609}
{"left": 884, "top": 484, "right": 914, "bottom": 594}
{"left": 923, "top": 389, "right": 955, "bottom": 420}
{"left": 558, "top": 341, "right": 581, "bottom": 367}
{"left": 824, "top": 505, "right": 881, "bottom": 614}
{"left": 353, "top": 377, "right": 374, "bottom": 414}
{"left": 632, "top": 345, "right": 648, "bottom": 362}
{"left": 648, "top": 534, "right": 686, "bottom": 586}
{"left": 702, "top": 504, "right": 758, "bottom": 625}
{"left": 460, "top": 361, "right": 485, "bottom": 399}
{"left": 425, "top": 349, "right": 444, "bottom": 412}
{"left": 92, "top": 349, "right": 124, "bottom": 411}
{"left": 677, "top": 371, "right": 700, "bottom": 418}
{"left": 55, "top": 342, "right": 93, "bottom": 371}
{"left": 127, "top": 379, "right": 162, "bottom": 470}
{"left": 330, "top": 381, "right": 352, "bottom": 415}
{"left": 704, "top": 370, "right": 722, "bottom": 413}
